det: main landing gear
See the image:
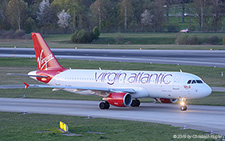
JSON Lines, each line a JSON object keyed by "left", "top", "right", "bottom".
{"left": 99, "top": 98, "right": 141, "bottom": 109}
{"left": 99, "top": 101, "right": 110, "bottom": 109}
{"left": 180, "top": 98, "right": 187, "bottom": 111}
{"left": 131, "top": 98, "right": 140, "bottom": 107}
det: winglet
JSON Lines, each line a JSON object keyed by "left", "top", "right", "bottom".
{"left": 24, "top": 82, "right": 30, "bottom": 89}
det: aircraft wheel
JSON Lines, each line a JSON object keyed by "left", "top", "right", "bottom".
{"left": 131, "top": 99, "right": 141, "bottom": 107}
{"left": 180, "top": 106, "right": 187, "bottom": 111}
{"left": 99, "top": 102, "right": 110, "bottom": 109}
{"left": 105, "top": 101, "right": 110, "bottom": 109}
{"left": 136, "top": 99, "right": 140, "bottom": 107}
{"left": 99, "top": 102, "right": 106, "bottom": 109}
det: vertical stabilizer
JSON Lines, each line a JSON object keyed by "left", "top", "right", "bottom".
{"left": 31, "top": 33, "right": 64, "bottom": 71}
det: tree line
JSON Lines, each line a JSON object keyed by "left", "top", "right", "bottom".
{"left": 0, "top": 0, "right": 225, "bottom": 34}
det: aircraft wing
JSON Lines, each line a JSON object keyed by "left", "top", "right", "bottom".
{"left": 24, "top": 83, "right": 136, "bottom": 93}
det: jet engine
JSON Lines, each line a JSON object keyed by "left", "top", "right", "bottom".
{"left": 106, "top": 92, "right": 132, "bottom": 107}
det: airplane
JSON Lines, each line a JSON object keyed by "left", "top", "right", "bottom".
{"left": 10, "top": 33, "right": 212, "bottom": 111}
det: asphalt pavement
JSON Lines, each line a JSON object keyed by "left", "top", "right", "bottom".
{"left": 1, "top": 48, "right": 225, "bottom": 67}
{"left": 0, "top": 98, "right": 224, "bottom": 135}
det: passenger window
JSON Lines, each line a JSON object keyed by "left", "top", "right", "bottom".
{"left": 192, "top": 80, "right": 196, "bottom": 84}
{"left": 187, "top": 80, "right": 191, "bottom": 84}
{"left": 196, "top": 80, "right": 203, "bottom": 83}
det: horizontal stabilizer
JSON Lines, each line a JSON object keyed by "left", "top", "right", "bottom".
{"left": 7, "top": 73, "right": 48, "bottom": 78}
{"left": 24, "top": 82, "right": 29, "bottom": 89}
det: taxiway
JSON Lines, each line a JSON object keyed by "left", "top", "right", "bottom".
{"left": 0, "top": 98, "right": 224, "bottom": 135}
{"left": 1, "top": 48, "right": 225, "bottom": 67}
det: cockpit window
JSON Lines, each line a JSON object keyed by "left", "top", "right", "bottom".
{"left": 188, "top": 80, "right": 203, "bottom": 84}
{"left": 187, "top": 80, "right": 191, "bottom": 84}
{"left": 196, "top": 80, "right": 203, "bottom": 83}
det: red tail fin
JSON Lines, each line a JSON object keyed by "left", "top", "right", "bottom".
{"left": 31, "top": 33, "right": 64, "bottom": 71}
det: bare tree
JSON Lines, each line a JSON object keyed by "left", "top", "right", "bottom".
{"left": 6, "top": 0, "right": 28, "bottom": 30}
{"left": 37, "top": 0, "right": 57, "bottom": 27}
{"left": 182, "top": 0, "right": 185, "bottom": 22}
{"left": 51, "top": 0, "right": 90, "bottom": 30}
{"left": 165, "top": 0, "right": 170, "bottom": 21}
{"left": 192, "top": 0, "right": 211, "bottom": 31}
{"left": 141, "top": 9, "right": 153, "bottom": 26}
{"left": 118, "top": 0, "right": 134, "bottom": 32}
{"left": 57, "top": 9, "right": 70, "bottom": 29}
{"left": 211, "top": 0, "right": 224, "bottom": 31}
{"left": 90, "top": 0, "right": 111, "bottom": 30}
{"left": 37, "top": 0, "right": 50, "bottom": 24}
{"left": 0, "top": 0, "right": 7, "bottom": 23}
{"left": 0, "top": 9, "right": 5, "bottom": 23}
{"left": 150, "top": 0, "right": 166, "bottom": 32}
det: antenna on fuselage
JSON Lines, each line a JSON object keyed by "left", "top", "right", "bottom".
{"left": 99, "top": 67, "right": 102, "bottom": 70}
{"left": 180, "top": 69, "right": 183, "bottom": 72}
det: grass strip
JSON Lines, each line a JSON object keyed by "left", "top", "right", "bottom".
{"left": 1, "top": 32, "right": 225, "bottom": 49}
{"left": 0, "top": 112, "right": 212, "bottom": 141}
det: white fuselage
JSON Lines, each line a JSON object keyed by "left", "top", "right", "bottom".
{"left": 31, "top": 69, "right": 211, "bottom": 99}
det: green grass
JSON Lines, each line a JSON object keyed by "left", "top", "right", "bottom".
{"left": 169, "top": 16, "right": 198, "bottom": 30}
{"left": 102, "top": 32, "right": 225, "bottom": 39}
{"left": 0, "top": 88, "right": 101, "bottom": 101}
{"left": 0, "top": 33, "right": 225, "bottom": 49}
{"left": 48, "top": 32, "right": 225, "bottom": 45}
{"left": 53, "top": 32, "right": 225, "bottom": 45}
{"left": 0, "top": 112, "right": 215, "bottom": 141}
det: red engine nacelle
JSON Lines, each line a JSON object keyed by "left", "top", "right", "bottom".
{"left": 155, "top": 98, "right": 178, "bottom": 103}
{"left": 107, "top": 93, "right": 132, "bottom": 107}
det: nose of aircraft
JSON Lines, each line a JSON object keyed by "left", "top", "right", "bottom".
{"left": 201, "top": 84, "right": 212, "bottom": 97}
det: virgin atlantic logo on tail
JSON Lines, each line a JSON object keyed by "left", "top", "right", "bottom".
{"left": 37, "top": 50, "right": 54, "bottom": 70}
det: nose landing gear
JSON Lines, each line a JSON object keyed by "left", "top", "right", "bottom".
{"left": 180, "top": 98, "right": 187, "bottom": 111}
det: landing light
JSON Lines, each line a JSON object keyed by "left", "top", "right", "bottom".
{"left": 180, "top": 102, "right": 185, "bottom": 106}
